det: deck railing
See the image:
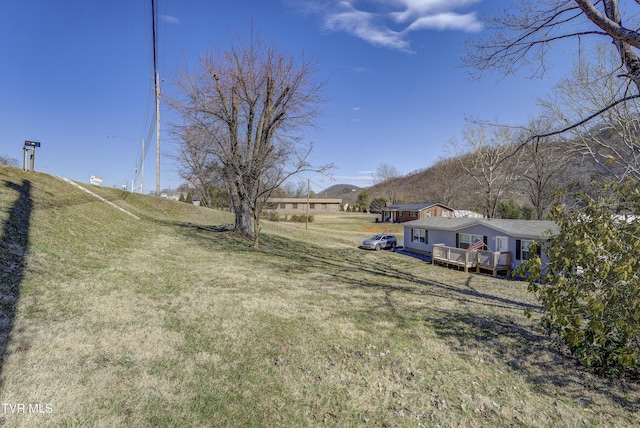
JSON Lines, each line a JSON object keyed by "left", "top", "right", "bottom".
{"left": 432, "top": 244, "right": 511, "bottom": 275}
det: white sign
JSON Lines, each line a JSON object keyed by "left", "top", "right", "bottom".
{"left": 90, "top": 175, "right": 103, "bottom": 185}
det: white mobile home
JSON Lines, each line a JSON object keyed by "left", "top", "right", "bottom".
{"left": 403, "top": 217, "right": 558, "bottom": 275}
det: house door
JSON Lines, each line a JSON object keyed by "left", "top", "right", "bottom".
{"left": 496, "top": 236, "right": 508, "bottom": 252}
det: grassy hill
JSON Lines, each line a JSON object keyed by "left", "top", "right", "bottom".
{"left": 316, "top": 183, "right": 363, "bottom": 205}
{"left": 0, "top": 165, "right": 638, "bottom": 427}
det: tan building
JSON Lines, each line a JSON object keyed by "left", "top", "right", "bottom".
{"left": 265, "top": 198, "right": 342, "bottom": 213}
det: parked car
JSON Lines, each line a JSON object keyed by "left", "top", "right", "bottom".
{"left": 362, "top": 234, "right": 397, "bottom": 251}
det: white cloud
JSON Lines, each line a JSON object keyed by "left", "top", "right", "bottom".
{"left": 161, "top": 15, "right": 181, "bottom": 24}
{"left": 324, "top": 3, "right": 410, "bottom": 51}
{"left": 294, "top": 0, "right": 482, "bottom": 52}
{"left": 391, "top": 0, "right": 481, "bottom": 24}
{"left": 407, "top": 12, "right": 482, "bottom": 32}
{"left": 332, "top": 175, "right": 374, "bottom": 183}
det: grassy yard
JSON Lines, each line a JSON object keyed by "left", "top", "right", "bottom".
{"left": 0, "top": 166, "right": 639, "bottom": 427}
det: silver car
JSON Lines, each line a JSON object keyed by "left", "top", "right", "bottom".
{"left": 362, "top": 234, "right": 397, "bottom": 251}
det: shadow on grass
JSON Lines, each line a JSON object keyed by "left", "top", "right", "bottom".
{"left": 167, "top": 220, "right": 538, "bottom": 311}
{"left": 0, "top": 180, "right": 32, "bottom": 388}
{"left": 423, "top": 309, "right": 639, "bottom": 412}
{"left": 167, "top": 220, "right": 639, "bottom": 412}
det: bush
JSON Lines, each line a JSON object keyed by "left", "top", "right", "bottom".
{"left": 288, "top": 214, "right": 313, "bottom": 223}
{"left": 519, "top": 180, "right": 640, "bottom": 375}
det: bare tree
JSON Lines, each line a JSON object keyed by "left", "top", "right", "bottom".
{"left": 373, "top": 163, "right": 402, "bottom": 204}
{"left": 281, "top": 179, "right": 308, "bottom": 198}
{"left": 519, "top": 129, "right": 571, "bottom": 219}
{"left": 540, "top": 44, "right": 640, "bottom": 182}
{"left": 171, "top": 125, "right": 225, "bottom": 208}
{"left": 169, "top": 34, "right": 330, "bottom": 247}
{"left": 0, "top": 155, "right": 18, "bottom": 167}
{"left": 453, "top": 125, "right": 523, "bottom": 218}
{"left": 420, "top": 156, "right": 468, "bottom": 208}
{"left": 466, "top": 0, "right": 640, "bottom": 137}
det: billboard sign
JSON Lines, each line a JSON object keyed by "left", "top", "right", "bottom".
{"left": 24, "top": 140, "right": 41, "bottom": 147}
{"left": 90, "top": 175, "right": 103, "bottom": 185}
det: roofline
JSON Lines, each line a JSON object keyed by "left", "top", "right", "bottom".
{"left": 266, "top": 197, "right": 342, "bottom": 203}
{"left": 382, "top": 202, "right": 454, "bottom": 211}
{"left": 403, "top": 218, "right": 557, "bottom": 238}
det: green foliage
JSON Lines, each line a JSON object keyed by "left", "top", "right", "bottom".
{"left": 496, "top": 200, "right": 536, "bottom": 219}
{"left": 519, "top": 180, "right": 640, "bottom": 375}
{"left": 289, "top": 214, "right": 313, "bottom": 223}
{"left": 263, "top": 211, "right": 283, "bottom": 222}
{"left": 521, "top": 205, "right": 536, "bottom": 220}
{"left": 262, "top": 212, "right": 313, "bottom": 223}
{"left": 369, "top": 197, "right": 387, "bottom": 214}
{"left": 185, "top": 192, "right": 193, "bottom": 204}
{"left": 178, "top": 193, "right": 186, "bottom": 203}
{"left": 356, "top": 191, "right": 370, "bottom": 212}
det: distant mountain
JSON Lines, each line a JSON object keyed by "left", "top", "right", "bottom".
{"left": 316, "top": 184, "right": 363, "bottom": 204}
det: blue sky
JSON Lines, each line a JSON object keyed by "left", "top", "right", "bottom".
{"left": 0, "top": 0, "right": 572, "bottom": 193}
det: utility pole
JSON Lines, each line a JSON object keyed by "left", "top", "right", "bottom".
{"left": 306, "top": 178, "right": 310, "bottom": 230}
{"left": 140, "top": 138, "right": 145, "bottom": 194}
{"left": 152, "top": 0, "right": 161, "bottom": 196}
{"left": 155, "top": 69, "right": 160, "bottom": 196}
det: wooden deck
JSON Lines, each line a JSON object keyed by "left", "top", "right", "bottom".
{"left": 431, "top": 244, "right": 511, "bottom": 276}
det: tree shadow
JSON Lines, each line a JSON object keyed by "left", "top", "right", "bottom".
{"left": 166, "top": 220, "right": 640, "bottom": 411}
{"left": 0, "top": 179, "right": 32, "bottom": 388}
{"left": 421, "top": 309, "right": 640, "bottom": 412}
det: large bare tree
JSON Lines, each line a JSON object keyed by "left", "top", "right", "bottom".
{"left": 452, "top": 125, "right": 523, "bottom": 218}
{"left": 169, "top": 35, "right": 329, "bottom": 247}
{"left": 418, "top": 156, "right": 468, "bottom": 208}
{"left": 466, "top": 0, "right": 640, "bottom": 136}
{"left": 540, "top": 44, "right": 640, "bottom": 182}
{"left": 515, "top": 118, "right": 573, "bottom": 219}
{"left": 373, "top": 163, "right": 401, "bottom": 204}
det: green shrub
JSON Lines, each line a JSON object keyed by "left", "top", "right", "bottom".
{"left": 288, "top": 214, "right": 313, "bottom": 223}
{"left": 519, "top": 180, "right": 640, "bottom": 376}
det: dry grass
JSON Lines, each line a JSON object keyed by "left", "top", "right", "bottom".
{"left": 0, "top": 166, "right": 639, "bottom": 426}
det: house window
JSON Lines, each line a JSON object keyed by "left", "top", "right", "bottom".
{"left": 292, "top": 203, "right": 298, "bottom": 209}
{"left": 266, "top": 202, "right": 277, "bottom": 210}
{"left": 442, "top": 211, "right": 449, "bottom": 218}
{"left": 411, "top": 228, "right": 427, "bottom": 244}
{"left": 458, "top": 233, "right": 484, "bottom": 250}
{"left": 410, "top": 211, "right": 418, "bottom": 217}
{"left": 309, "top": 203, "right": 315, "bottom": 210}
{"left": 517, "top": 239, "right": 541, "bottom": 260}
{"left": 279, "top": 203, "right": 286, "bottom": 210}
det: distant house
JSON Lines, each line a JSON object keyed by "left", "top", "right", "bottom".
{"left": 265, "top": 197, "right": 342, "bottom": 214}
{"left": 381, "top": 202, "right": 454, "bottom": 223}
{"left": 453, "top": 209, "right": 484, "bottom": 219}
{"left": 402, "top": 217, "right": 558, "bottom": 275}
